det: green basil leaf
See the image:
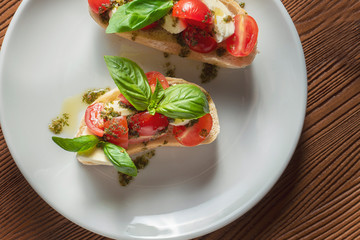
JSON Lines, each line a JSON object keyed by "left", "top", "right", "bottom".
{"left": 148, "top": 79, "right": 164, "bottom": 115}
{"left": 156, "top": 84, "right": 210, "bottom": 119}
{"left": 103, "top": 142, "right": 137, "bottom": 177}
{"left": 104, "top": 56, "right": 151, "bottom": 111}
{"left": 106, "top": 0, "right": 173, "bottom": 33}
{"left": 52, "top": 135, "right": 99, "bottom": 153}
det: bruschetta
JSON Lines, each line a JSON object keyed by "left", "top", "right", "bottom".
{"left": 88, "top": 0, "right": 258, "bottom": 69}
{"left": 52, "top": 56, "right": 219, "bottom": 177}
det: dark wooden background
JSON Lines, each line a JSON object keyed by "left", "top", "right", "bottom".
{"left": 1, "top": 0, "right": 359, "bottom": 239}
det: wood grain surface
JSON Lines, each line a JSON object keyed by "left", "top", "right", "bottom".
{"left": 1, "top": 0, "right": 359, "bottom": 239}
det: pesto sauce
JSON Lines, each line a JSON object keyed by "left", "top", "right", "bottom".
{"left": 100, "top": 105, "right": 122, "bottom": 121}
{"left": 131, "top": 32, "right": 138, "bottom": 41}
{"left": 82, "top": 88, "right": 110, "bottom": 104}
{"left": 200, "top": 63, "right": 218, "bottom": 83}
{"left": 179, "top": 47, "right": 191, "bottom": 58}
{"left": 164, "top": 62, "right": 176, "bottom": 77}
{"left": 49, "top": 113, "right": 69, "bottom": 134}
{"left": 118, "top": 150, "right": 156, "bottom": 186}
{"left": 216, "top": 47, "right": 227, "bottom": 57}
{"left": 223, "top": 15, "right": 233, "bottom": 23}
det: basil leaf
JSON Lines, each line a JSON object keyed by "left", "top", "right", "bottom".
{"left": 104, "top": 56, "right": 151, "bottom": 111}
{"left": 106, "top": 0, "right": 173, "bottom": 33}
{"left": 156, "top": 84, "right": 210, "bottom": 119}
{"left": 148, "top": 80, "right": 164, "bottom": 115}
{"left": 52, "top": 135, "right": 99, "bottom": 153}
{"left": 103, "top": 142, "right": 137, "bottom": 177}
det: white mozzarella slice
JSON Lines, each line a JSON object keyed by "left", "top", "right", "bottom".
{"left": 201, "top": 0, "right": 235, "bottom": 43}
{"left": 161, "top": 13, "right": 187, "bottom": 34}
{"left": 77, "top": 148, "right": 112, "bottom": 165}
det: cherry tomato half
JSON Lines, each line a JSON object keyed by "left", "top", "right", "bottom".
{"left": 85, "top": 102, "right": 105, "bottom": 137}
{"left": 128, "top": 111, "right": 169, "bottom": 137}
{"left": 182, "top": 26, "right": 217, "bottom": 53}
{"left": 173, "top": 113, "right": 213, "bottom": 147}
{"left": 104, "top": 116, "right": 129, "bottom": 149}
{"left": 226, "top": 14, "right": 258, "bottom": 57}
{"left": 145, "top": 71, "right": 169, "bottom": 91}
{"left": 119, "top": 71, "right": 169, "bottom": 106}
{"left": 173, "top": 0, "right": 213, "bottom": 26}
{"left": 88, "top": 0, "right": 111, "bottom": 14}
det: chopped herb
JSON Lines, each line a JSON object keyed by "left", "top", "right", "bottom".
{"left": 175, "top": 33, "right": 187, "bottom": 47}
{"left": 163, "top": 140, "right": 168, "bottom": 145}
{"left": 163, "top": 52, "right": 170, "bottom": 58}
{"left": 49, "top": 113, "right": 69, "bottom": 134}
{"left": 199, "top": 128, "right": 209, "bottom": 137}
{"left": 82, "top": 88, "right": 110, "bottom": 104}
{"left": 118, "top": 150, "right": 155, "bottom": 186}
{"left": 119, "top": 101, "right": 137, "bottom": 111}
{"left": 239, "top": 2, "right": 245, "bottom": 8}
{"left": 216, "top": 47, "right": 227, "bottom": 57}
{"left": 179, "top": 46, "right": 191, "bottom": 57}
{"left": 128, "top": 129, "right": 140, "bottom": 138}
{"left": 100, "top": 106, "right": 122, "bottom": 121}
{"left": 223, "top": 15, "right": 233, "bottom": 23}
{"left": 200, "top": 63, "right": 218, "bottom": 83}
{"left": 104, "top": 120, "right": 127, "bottom": 138}
{"left": 131, "top": 32, "right": 137, "bottom": 41}
{"left": 164, "top": 62, "right": 176, "bottom": 77}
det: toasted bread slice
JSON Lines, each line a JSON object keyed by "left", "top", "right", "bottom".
{"left": 89, "top": 0, "right": 257, "bottom": 69}
{"left": 76, "top": 77, "right": 220, "bottom": 165}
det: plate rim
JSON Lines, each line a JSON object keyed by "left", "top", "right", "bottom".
{"left": 0, "top": 0, "right": 307, "bottom": 239}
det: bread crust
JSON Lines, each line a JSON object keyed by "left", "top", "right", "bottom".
{"left": 89, "top": 0, "right": 257, "bottom": 69}
{"left": 76, "top": 77, "right": 220, "bottom": 165}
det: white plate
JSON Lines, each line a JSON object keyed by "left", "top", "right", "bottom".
{"left": 0, "top": 0, "right": 307, "bottom": 239}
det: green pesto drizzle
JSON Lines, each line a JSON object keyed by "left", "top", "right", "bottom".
{"left": 118, "top": 150, "right": 155, "bottom": 186}
{"left": 49, "top": 113, "right": 69, "bottom": 134}
{"left": 82, "top": 88, "right": 110, "bottom": 104}
{"left": 200, "top": 63, "right": 218, "bottom": 83}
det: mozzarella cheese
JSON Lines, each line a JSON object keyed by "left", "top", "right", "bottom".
{"left": 161, "top": 13, "right": 187, "bottom": 34}
{"left": 201, "top": 0, "right": 235, "bottom": 43}
{"left": 77, "top": 148, "right": 111, "bottom": 165}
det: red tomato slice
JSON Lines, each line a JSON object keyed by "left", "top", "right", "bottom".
{"left": 182, "top": 26, "right": 217, "bottom": 53}
{"left": 173, "top": 113, "right": 213, "bottom": 147}
{"left": 85, "top": 103, "right": 105, "bottom": 137}
{"left": 88, "top": 0, "right": 111, "bottom": 14}
{"left": 104, "top": 116, "right": 129, "bottom": 149}
{"left": 226, "top": 14, "right": 258, "bottom": 57}
{"left": 118, "top": 71, "right": 169, "bottom": 106}
{"left": 145, "top": 71, "right": 169, "bottom": 91}
{"left": 128, "top": 112, "right": 169, "bottom": 138}
{"left": 141, "top": 21, "right": 159, "bottom": 30}
{"left": 173, "top": 0, "right": 213, "bottom": 25}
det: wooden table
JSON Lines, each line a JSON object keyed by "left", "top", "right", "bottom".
{"left": 1, "top": 0, "right": 359, "bottom": 239}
